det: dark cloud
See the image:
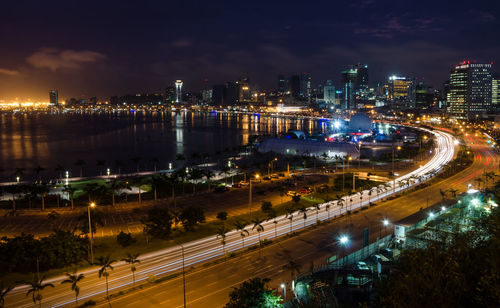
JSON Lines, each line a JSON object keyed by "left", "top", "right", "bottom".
{"left": 26, "top": 48, "right": 106, "bottom": 71}
{"left": 0, "top": 68, "right": 22, "bottom": 77}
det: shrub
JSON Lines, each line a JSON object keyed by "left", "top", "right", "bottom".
{"left": 116, "top": 231, "right": 135, "bottom": 247}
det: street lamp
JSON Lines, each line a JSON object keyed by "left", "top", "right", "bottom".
{"left": 381, "top": 219, "right": 390, "bottom": 238}
{"left": 106, "top": 168, "right": 110, "bottom": 177}
{"left": 16, "top": 176, "right": 20, "bottom": 183}
{"left": 339, "top": 235, "right": 349, "bottom": 266}
{"left": 249, "top": 174, "right": 260, "bottom": 218}
{"left": 392, "top": 145, "right": 402, "bottom": 193}
{"left": 280, "top": 283, "right": 286, "bottom": 302}
{"left": 358, "top": 141, "right": 362, "bottom": 170}
{"left": 88, "top": 202, "right": 96, "bottom": 263}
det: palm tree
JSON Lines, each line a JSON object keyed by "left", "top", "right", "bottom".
{"left": 132, "top": 178, "right": 145, "bottom": 204}
{"left": 286, "top": 208, "right": 295, "bottom": 234}
{"left": 63, "top": 185, "right": 77, "bottom": 209}
{"left": 61, "top": 272, "right": 85, "bottom": 306}
{"left": 234, "top": 221, "right": 249, "bottom": 248}
{"left": 313, "top": 203, "right": 321, "bottom": 222}
{"left": 299, "top": 207, "right": 308, "bottom": 228}
{"left": 0, "top": 282, "right": 14, "bottom": 308}
{"left": 204, "top": 170, "right": 214, "bottom": 191}
{"left": 267, "top": 210, "right": 279, "bottom": 238}
{"left": 74, "top": 159, "right": 86, "bottom": 177}
{"left": 369, "top": 187, "right": 377, "bottom": 205}
{"left": 95, "top": 255, "right": 115, "bottom": 300}
{"left": 115, "top": 160, "right": 124, "bottom": 175}
{"left": 55, "top": 164, "right": 65, "bottom": 180}
{"left": 35, "top": 184, "right": 50, "bottom": 211}
{"left": 132, "top": 156, "right": 141, "bottom": 173}
{"left": 219, "top": 165, "right": 231, "bottom": 186}
{"left": 96, "top": 160, "right": 106, "bottom": 176}
{"left": 439, "top": 189, "right": 448, "bottom": 201}
{"left": 251, "top": 218, "right": 265, "bottom": 253}
{"left": 189, "top": 168, "right": 204, "bottom": 193}
{"left": 150, "top": 156, "right": 160, "bottom": 173}
{"left": 34, "top": 165, "right": 45, "bottom": 183}
{"left": 25, "top": 276, "right": 54, "bottom": 308}
{"left": 325, "top": 202, "right": 331, "bottom": 219}
{"left": 216, "top": 226, "right": 229, "bottom": 257}
{"left": 121, "top": 253, "right": 140, "bottom": 286}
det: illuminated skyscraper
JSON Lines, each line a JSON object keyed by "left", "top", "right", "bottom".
{"left": 49, "top": 90, "right": 58, "bottom": 106}
{"left": 164, "top": 86, "right": 175, "bottom": 103}
{"left": 388, "top": 75, "right": 415, "bottom": 108}
{"left": 175, "top": 80, "right": 183, "bottom": 103}
{"left": 324, "top": 80, "right": 335, "bottom": 105}
{"left": 341, "top": 68, "right": 357, "bottom": 109}
{"left": 493, "top": 74, "right": 500, "bottom": 111}
{"left": 277, "top": 75, "right": 286, "bottom": 94}
{"left": 447, "top": 62, "right": 492, "bottom": 119}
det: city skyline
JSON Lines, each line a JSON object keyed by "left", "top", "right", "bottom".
{"left": 0, "top": 0, "right": 499, "bottom": 100}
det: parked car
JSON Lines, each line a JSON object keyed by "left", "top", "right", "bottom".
{"left": 271, "top": 174, "right": 279, "bottom": 179}
{"left": 356, "top": 261, "right": 370, "bottom": 271}
{"left": 287, "top": 191, "right": 300, "bottom": 197}
{"left": 232, "top": 183, "right": 242, "bottom": 188}
{"left": 263, "top": 176, "right": 271, "bottom": 181}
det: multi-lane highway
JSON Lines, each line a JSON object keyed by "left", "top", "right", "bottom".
{"left": 2, "top": 127, "right": 464, "bottom": 308}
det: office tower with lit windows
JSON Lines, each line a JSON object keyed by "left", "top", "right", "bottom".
{"left": 175, "top": 80, "right": 183, "bottom": 103}
{"left": 341, "top": 68, "right": 357, "bottom": 109}
{"left": 493, "top": 74, "right": 500, "bottom": 112}
{"left": 388, "top": 75, "right": 415, "bottom": 108}
{"left": 324, "top": 80, "right": 335, "bottom": 105}
{"left": 277, "top": 75, "right": 286, "bottom": 94}
{"left": 300, "top": 73, "right": 312, "bottom": 101}
{"left": 356, "top": 64, "right": 368, "bottom": 89}
{"left": 447, "top": 61, "right": 492, "bottom": 119}
{"left": 49, "top": 90, "right": 58, "bottom": 106}
{"left": 290, "top": 75, "right": 301, "bottom": 98}
{"left": 164, "top": 86, "right": 175, "bottom": 103}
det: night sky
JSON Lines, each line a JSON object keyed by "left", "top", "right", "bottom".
{"left": 0, "top": 0, "right": 498, "bottom": 100}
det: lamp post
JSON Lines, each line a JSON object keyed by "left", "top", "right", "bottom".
{"left": 281, "top": 283, "right": 286, "bottom": 302}
{"left": 339, "top": 235, "right": 349, "bottom": 266}
{"left": 392, "top": 146, "right": 401, "bottom": 193}
{"left": 358, "top": 141, "right": 362, "bottom": 170}
{"left": 249, "top": 174, "right": 260, "bottom": 218}
{"left": 106, "top": 168, "right": 110, "bottom": 177}
{"left": 88, "top": 202, "right": 96, "bottom": 263}
{"left": 382, "top": 219, "right": 389, "bottom": 238}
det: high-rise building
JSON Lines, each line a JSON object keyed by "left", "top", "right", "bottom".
{"left": 299, "top": 73, "right": 312, "bottom": 101}
{"left": 447, "top": 61, "right": 492, "bottom": 118}
{"left": 164, "top": 86, "right": 175, "bottom": 103}
{"left": 277, "top": 75, "right": 286, "bottom": 94}
{"left": 324, "top": 80, "right": 335, "bottom": 105}
{"left": 356, "top": 64, "right": 369, "bottom": 89}
{"left": 492, "top": 74, "right": 500, "bottom": 112}
{"left": 49, "top": 90, "right": 58, "bottom": 106}
{"left": 388, "top": 75, "right": 415, "bottom": 108}
{"left": 289, "top": 75, "right": 301, "bottom": 98}
{"left": 175, "top": 80, "right": 183, "bottom": 103}
{"left": 212, "top": 85, "right": 226, "bottom": 105}
{"left": 415, "top": 81, "right": 431, "bottom": 109}
{"left": 341, "top": 68, "right": 357, "bottom": 109}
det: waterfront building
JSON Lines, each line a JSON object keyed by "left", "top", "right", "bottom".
{"left": 341, "top": 68, "right": 357, "bottom": 110}
{"left": 49, "top": 90, "right": 58, "bottom": 106}
{"left": 447, "top": 61, "right": 492, "bottom": 119}
{"left": 164, "top": 86, "right": 175, "bottom": 103}
{"left": 324, "top": 80, "right": 335, "bottom": 105}
{"left": 493, "top": 73, "right": 500, "bottom": 112}
{"left": 175, "top": 80, "right": 183, "bottom": 103}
